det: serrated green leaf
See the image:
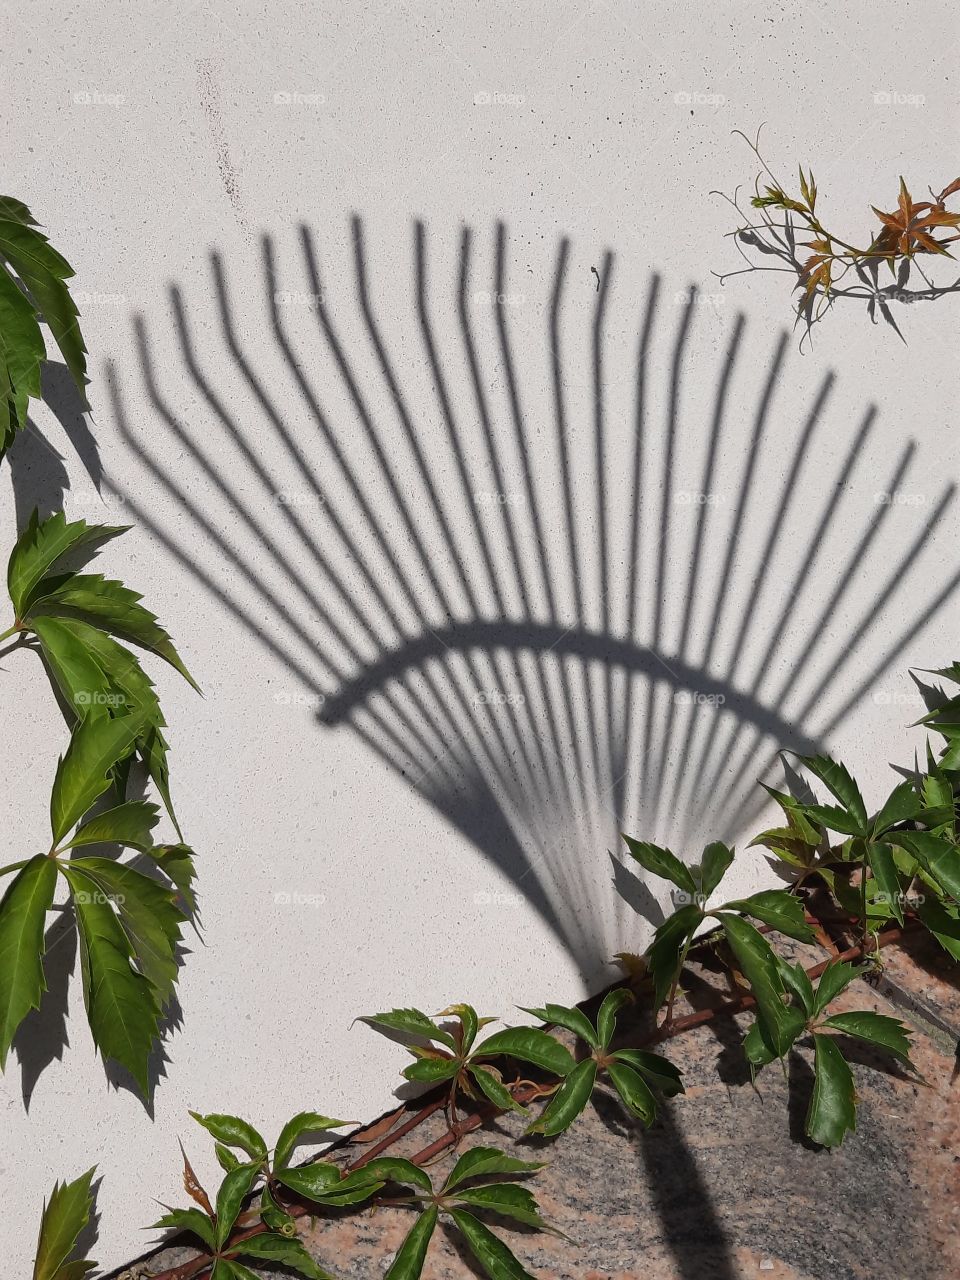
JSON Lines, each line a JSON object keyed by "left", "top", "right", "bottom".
{"left": 50, "top": 711, "right": 146, "bottom": 843}
{"left": 719, "top": 915, "right": 803, "bottom": 1057}
{"left": 871, "top": 780, "right": 923, "bottom": 835}
{"left": 813, "top": 960, "right": 861, "bottom": 1015}
{"left": 213, "top": 1261, "right": 258, "bottom": 1280}
{"left": 719, "top": 889, "right": 815, "bottom": 942}
{"left": 866, "top": 842, "right": 904, "bottom": 925}
{"left": 152, "top": 1207, "right": 216, "bottom": 1250}
{"left": 273, "top": 1111, "right": 347, "bottom": 1171}
{"left": 798, "top": 754, "right": 868, "bottom": 833}
{"left": 796, "top": 803, "right": 865, "bottom": 837}
{"left": 742, "top": 1018, "right": 779, "bottom": 1067}
{"left": 359, "top": 1007, "right": 456, "bottom": 1051}
{"left": 475, "top": 1026, "right": 575, "bottom": 1077}
{"left": 448, "top": 1207, "right": 536, "bottom": 1279}
{"left": 29, "top": 573, "right": 199, "bottom": 692}
{"left": 916, "top": 896, "right": 960, "bottom": 960}
{"left": 149, "top": 844, "right": 198, "bottom": 914}
{"left": 607, "top": 1059, "right": 658, "bottom": 1126}
{"left": 258, "top": 1183, "right": 295, "bottom": 1234}
{"left": 519, "top": 1003, "right": 598, "bottom": 1050}
{"left": 608, "top": 1049, "right": 684, "bottom": 1097}
{"left": 436, "top": 1003, "right": 480, "bottom": 1053}
{"left": 235, "top": 1233, "right": 335, "bottom": 1279}
{"left": 524, "top": 1058, "right": 596, "bottom": 1137}
{"left": 8, "top": 512, "right": 122, "bottom": 618}
{"left": 214, "top": 1162, "right": 260, "bottom": 1249}
{"left": 596, "top": 987, "right": 632, "bottom": 1049}
{"left": 190, "top": 1112, "right": 267, "bottom": 1160}
{"left": 452, "top": 1184, "right": 551, "bottom": 1232}
{"left": 32, "top": 615, "right": 114, "bottom": 718}
{"left": 402, "top": 1056, "right": 460, "bottom": 1084}
{"left": 215, "top": 1143, "right": 241, "bottom": 1173}
{"left": 334, "top": 1157, "right": 432, "bottom": 1195}
{"left": 385, "top": 1204, "right": 438, "bottom": 1280}
{"left": 32, "top": 1167, "right": 97, "bottom": 1280}
{"left": 806, "top": 1033, "right": 857, "bottom": 1147}
{"left": 888, "top": 831, "right": 960, "bottom": 900}
{"left": 36, "top": 614, "right": 181, "bottom": 831}
{"left": 621, "top": 835, "right": 697, "bottom": 895}
{"left": 63, "top": 866, "right": 160, "bottom": 1095}
{"left": 820, "top": 1011, "right": 914, "bottom": 1065}
{"left": 775, "top": 958, "right": 815, "bottom": 1017}
{"left": 69, "top": 857, "right": 183, "bottom": 1002}
{"left": 646, "top": 904, "right": 702, "bottom": 1009}
{"left": 0, "top": 213, "right": 87, "bottom": 406}
{"left": 0, "top": 854, "right": 57, "bottom": 1066}
{"left": 273, "top": 1161, "right": 343, "bottom": 1200}
{"left": 443, "top": 1147, "right": 545, "bottom": 1193}
{"left": 698, "top": 841, "right": 735, "bottom": 897}
{"left": 64, "top": 801, "right": 160, "bottom": 852}
{"left": 469, "top": 1065, "right": 527, "bottom": 1113}
{"left": 0, "top": 265, "right": 44, "bottom": 454}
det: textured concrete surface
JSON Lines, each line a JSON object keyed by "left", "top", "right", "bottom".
{"left": 3, "top": 2, "right": 959, "bottom": 1273}
{"left": 114, "top": 932, "right": 960, "bottom": 1279}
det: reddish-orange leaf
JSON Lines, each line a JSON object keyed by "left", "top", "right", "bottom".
{"left": 179, "top": 1140, "right": 214, "bottom": 1217}
{"left": 936, "top": 177, "right": 960, "bottom": 203}
{"left": 912, "top": 229, "right": 953, "bottom": 256}
{"left": 872, "top": 205, "right": 904, "bottom": 232}
{"left": 915, "top": 209, "right": 960, "bottom": 229}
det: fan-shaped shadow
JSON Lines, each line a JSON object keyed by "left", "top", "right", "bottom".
{"left": 97, "top": 217, "right": 958, "bottom": 981}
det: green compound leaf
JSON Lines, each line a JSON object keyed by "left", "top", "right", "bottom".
{"left": 63, "top": 866, "right": 161, "bottom": 1096}
{"left": 385, "top": 1204, "right": 438, "bottom": 1280}
{"left": 525, "top": 1058, "right": 597, "bottom": 1137}
{"left": 719, "top": 889, "right": 815, "bottom": 942}
{"left": 806, "top": 1034, "right": 857, "bottom": 1148}
{"left": 797, "top": 754, "right": 868, "bottom": 834}
{"left": 448, "top": 1207, "right": 537, "bottom": 1280}
{"left": 214, "top": 1162, "right": 260, "bottom": 1249}
{"left": 8, "top": 511, "right": 123, "bottom": 617}
{"left": 0, "top": 854, "right": 57, "bottom": 1067}
{"left": 820, "top": 1011, "right": 915, "bottom": 1067}
{"left": 50, "top": 710, "right": 147, "bottom": 844}
{"left": 273, "top": 1111, "right": 348, "bottom": 1171}
{"left": 443, "top": 1147, "right": 546, "bottom": 1193}
{"left": 32, "top": 1167, "right": 97, "bottom": 1280}
{"left": 475, "top": 1026, "right": 575, "bottom": 1077}
{"left": 719, "top": 914, "right": 804, "bottom": 1058}
{"left": 234, "top": 1233, "right": 336, "bottom": 1280}
{"left": 607, "top": 1059, "right": 658, "bottom": 1126}
{"left": 190, "top": 1112, "right": 267, "bottom": 1160}
{"left": 519, "top": 1002, "right": 598, "bottom": 1050}
{"left": 359, "top": 1007, "right": 457, "bottom": 1051}
{"left": 621, "top": 835, "right": 698, "bottom": 895}
{"left": 596, "top": 988, "right": 633, "bottom": 1050}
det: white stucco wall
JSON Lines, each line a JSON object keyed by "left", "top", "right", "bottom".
{"left": 2, "top": 2, "right": 958, "bottom": 1272}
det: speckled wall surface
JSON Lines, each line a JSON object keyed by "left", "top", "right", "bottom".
{"left": 1, "top": 2, "right": 957, "bottom": 1271}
